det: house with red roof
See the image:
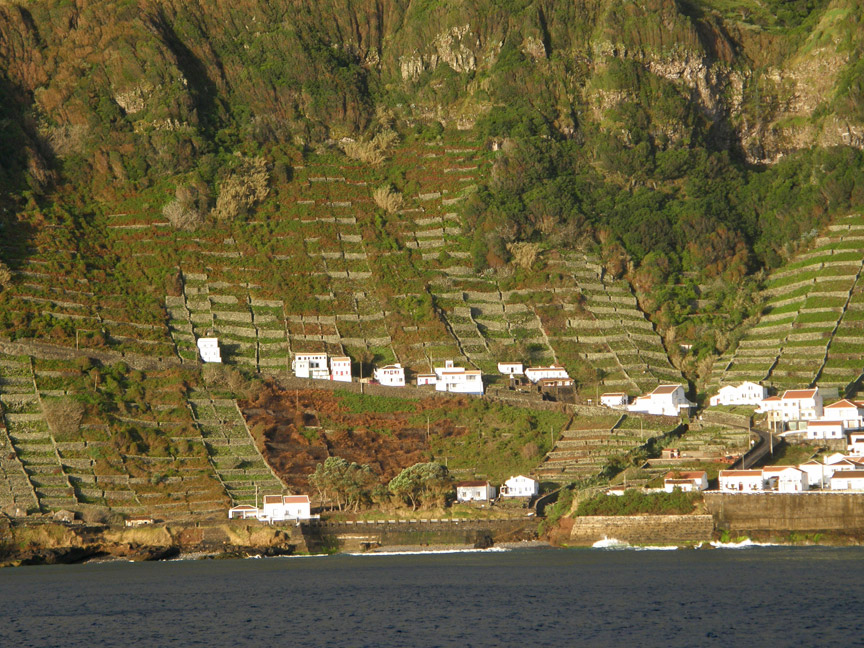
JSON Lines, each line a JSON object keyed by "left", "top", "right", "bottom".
{"left": 757, "top": 388, "right": 823, "bottom": 423}
{"left": 456, "top": 481, "right": 496, "bottom": 502}
{"left": 628, "top": 384, "right": 694, "bottom": 417}
{"left": 663, "top": 471, "right": 708, "bottom": 493}
{"left": 719, "top": 469, "right": 766, "bottom": 492}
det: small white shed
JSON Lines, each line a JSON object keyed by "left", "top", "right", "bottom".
{"left": 456, "top": 481, "right": 496, "bottom": 502}
{"left": 197, "top": 337, "right": 222, "bottom": 363}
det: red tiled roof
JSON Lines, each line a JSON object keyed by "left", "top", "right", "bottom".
{"left": 664, "top": 471, "right": 707, "bottom": 481}
{"left": 283, "top": 495, "right": 310, "bottom": 504}
{"left": 651, "top": 385, "right": 680, "bottom": 395}
{"left": 782, "top": 389, "right": 817, "bottom": 399}
{"left": 832, "top": 470, "right": 864, "bottom": 479}
{"left": 762, "top": 396, "right": 781, "bottom": 402}
{"left": 808, "top": 420, "right": 843, "bottom": 426}
{"left": 720, "top": 470, "right": 763, "bottom": 477}
{"left": 457, "top": 481, "right": 490, "bottom": 488}
{"left": 826, "top": 399, "right": 860, "bottom": 409}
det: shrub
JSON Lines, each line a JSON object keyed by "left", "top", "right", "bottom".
{"left": 213, "top": 155, "right": 269, "bottom": 221}
{"left": 373, "top": 185, "right": 403, "bottom": 213}
{"left": 0, "top": 260, "right": 11, "bottom": 289}
{"left": 162, "top": 184, "right": 206, "bottom": 231}
{"left": 42, "top": 398, "right": 85, "bottom": 439}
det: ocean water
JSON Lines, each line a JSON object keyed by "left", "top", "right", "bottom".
{"left": 1, "top": 546, "right": 863, "bottom": 647}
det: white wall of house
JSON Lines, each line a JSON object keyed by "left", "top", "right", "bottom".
{"left": 663, "top": 472, "right": 708, "bottom": 493}
{"left": 374, "top": 364, "right": 405, "bottom": 387}
{"left": 456, "top": 484, "right": 496, "bottom": 502}
{"left": 501, "top": 475, "right": 539, "bottom": 498}
{"left": 709, "top": 382, "right": 766, "bottom": 407}
{"left": 719, "top": 470, "right": 765, "bottom": 492}
{"left": 292, "top": 353, "right": 330, "bottom": 379}
{"left": 830, "top": 471, "right": 864, "bottom": 491}
{"left": 806, "top": 420, "right": 846, "bottom": 440}
{"left": 524, "top": 365, "right": 570, "bottom": 384}
{"left": 330, "top": 357, "right": 352, "bottom": 382}
{"left": 260, "top": 495, "right": 312, "bottom": 521}
{"left": 436, "top": 371, "right": 483, "bottom": 394}
{"left": 759, "top": 389, "right": 824, "bottom": 422}
{"left": 197, "top": 337, "right": 222, "bottom": 363}
{"left": 416, "top": 374, "right": 436, "bottom": 386}
{"left": 628, "top": 385, "right": 694, "bottom": 417}
{"left": 798, "top": 461, "right": 832, "bottom": 489}
{"left": 498, "top": 362, "right": 524, "bottom": 376}
{"left": 601, "top": 393, "right": 629, "bottom": 408}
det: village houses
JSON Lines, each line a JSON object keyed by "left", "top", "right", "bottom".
{"left": 228, "top": 494, "right": 316, "bottom": 522}
{"left": 291, "top": 353, "right": 353, "bottom": 382}
{"left": 628, "top": 384, "right": 695, "bottom": 417}
{"left": 524, "top": 364, "right": 571, "bottom": 385}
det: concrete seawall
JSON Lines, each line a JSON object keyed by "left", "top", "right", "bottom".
{"left": 706, "top": 492, "right": 864, "bottom": 533}
{"left": 568, "top": 515, "right": 714, "bottom": 546}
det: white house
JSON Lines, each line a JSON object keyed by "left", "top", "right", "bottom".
{"left": 292, "top": 353, "right": 330, "bottom": 380}
{"left": 228, "top": 504, "right": 259, "bottom": 520}
{"left": 197, "top": 337, "right": 222, "bottom": 363}
{"left": 524, "top": 364, "right": 570, "bottom": 384}
{"left": 806, "top": 420, "right": 847, "bottom": 440}
{"left": 763, "top": 466, "right": 808, "bottom": 493}
{"left": 455, "top": 481, "right": 496, "bottom": 502}
{"left": 798, "top": 460, "right": 832, "bottom": 489}
{"left": 330, "top": 356, "right": 352, "bottom": 382}
{"left": 628, "top": 385, "right": 695, "bottom": 417}
{"left": 825, "top": 455, "right": 864, "bottom": 472}
{"left": 601, "top": 393, "right": 629, "bottom": 408}
{"left": 757, "top": 388, "right": 823, "bottom": 422}
{"left": 259, "top": 494, "right": 312, "bottom": 521}
{"left": 498, "top": 362, "right": 524, "bottom": 376}
{"left": 432, "top": 361, "right": 483, "bottom": 395}
{"left": 500, "top": 475, "right": 539, "bottom": 498}
{"left": 416, "top": 373, "right": 437, "bottom": 386}
{"left": 824, "top": 399, "right": 864, "bottom": 423}
{"left": 848, "top": 431, "right": 864, "bottom": 456}
{"left": 719, "top": 469, "right": 765, "bottom": 492}
{"left": 709, "top": 382, "right": 767, "bottom": 407}
{"left": 830, "top": 470, "right": 864, "bottom": 491}
{"left": 663, "top": 471, "right": 708, "bottom": 493}
{"left": 374, "top": 363, "right": 405, "bottom": 387}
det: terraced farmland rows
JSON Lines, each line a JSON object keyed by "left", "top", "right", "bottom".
{"left": 709, "top": 213, "right": 864, "bottom": 393}
{"left": 536, "top": 414, "right": 678, "bottom": 482}
{"left": 188, "top": 393, "right": 284, "bottom": 504}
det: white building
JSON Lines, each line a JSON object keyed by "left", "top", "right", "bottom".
{"left": 757, "top": 388, "right": 824, "bottom": 423}
{"left": 798, "top": 460, "right": 831, "bottom": 489}
{"left": 830, "top": 470, "right": 864, "bottom": 491}
{"left": 806, "top": 420, "right": 847, "bottom": 440}
{"left": 709, "top": 382, "right": 767, "bottom": 407}
{"left": 663, "top": 471, "right": 708, "bottom": 493}
{"left": 848, "top": 431, "right": 864, "bottom": 456}
{"left": 374, "top": 363, "right": 405, "bottom": 387}
{"left": 416, "top": 373, "right": 436, "bottom": 386}
{"left": 628, "top": 385, "right": 695, "bottom": 417}
{"left": 524, "top": 364, "right": 570, "bottom": 384}
{"left": 601, "top": 393, "right": 629, "bottom": 408}
{"left": 432, "top": 361, "right": 483, "bottom": 395}
{"left": 292, "top": 353, "right": 330, "bottom": 380}
{"left": 455, "top": 481, "right": 496, "bottom": 502}
{"left": 197, "top": 337, "right": 222, "bottom": 363}
{"left": 498, "top": 362, "right": 524, "bottom": 376}
{"left": 763, "top": 466, "right": 808, "bottom": 493}
{"left": 228, "top": 504, "right": 259, "bottom": 520}
{"left": 330, "top": 356, "right": 352, "bottom": 382}
{"left": 824, "top": 399, "right": 864, "bottom": 423}
{"left": 719, "top": 469, "right": 765, "bottom": 492}
{"left": 260, "top": 494, "right": 312, "bottom": 521}
{"left": 500, "top": 475, "right": 539, "bottom": 498}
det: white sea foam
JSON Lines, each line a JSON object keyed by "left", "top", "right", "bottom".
{"left": 347, "top": 547, "right": 509, "bottom": 557}
{"left": 591, "top": 537, "right": 677, "bottom": 550}
{"left": 710, "top": 538, "right": 778, "bottom": 549}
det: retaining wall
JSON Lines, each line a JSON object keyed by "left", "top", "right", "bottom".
{"left": 568, "top": 514, "right": 714, "bottom": 545}
{"left": 705, "top": 492, "right": 864, "bottom": 533}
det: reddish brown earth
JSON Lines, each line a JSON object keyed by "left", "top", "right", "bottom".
{"left": 240, "top": 387, "right": 470, "bottom": 491}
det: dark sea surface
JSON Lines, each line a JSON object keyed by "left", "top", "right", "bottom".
{"left": 1, "top": 545, "right": 864, "bottom": 647}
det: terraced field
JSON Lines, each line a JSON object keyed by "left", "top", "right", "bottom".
{"left": 1, "top": 135, "right": 681, "bottom": 399}
{"left": 537, "top": 413, "right": 680, "bottom": 482}
{"left": 0, "top": 354, "right": 284, "bottom": 518}
{"left": 709, "top": 213, "right": 864, "bottom": 394}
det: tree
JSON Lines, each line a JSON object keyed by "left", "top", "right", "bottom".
{"left": 388, "top": 462, "right": 452, "bottom": 511}
{"left": 310, "top": 456, "right": 377, "bottom": 512}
